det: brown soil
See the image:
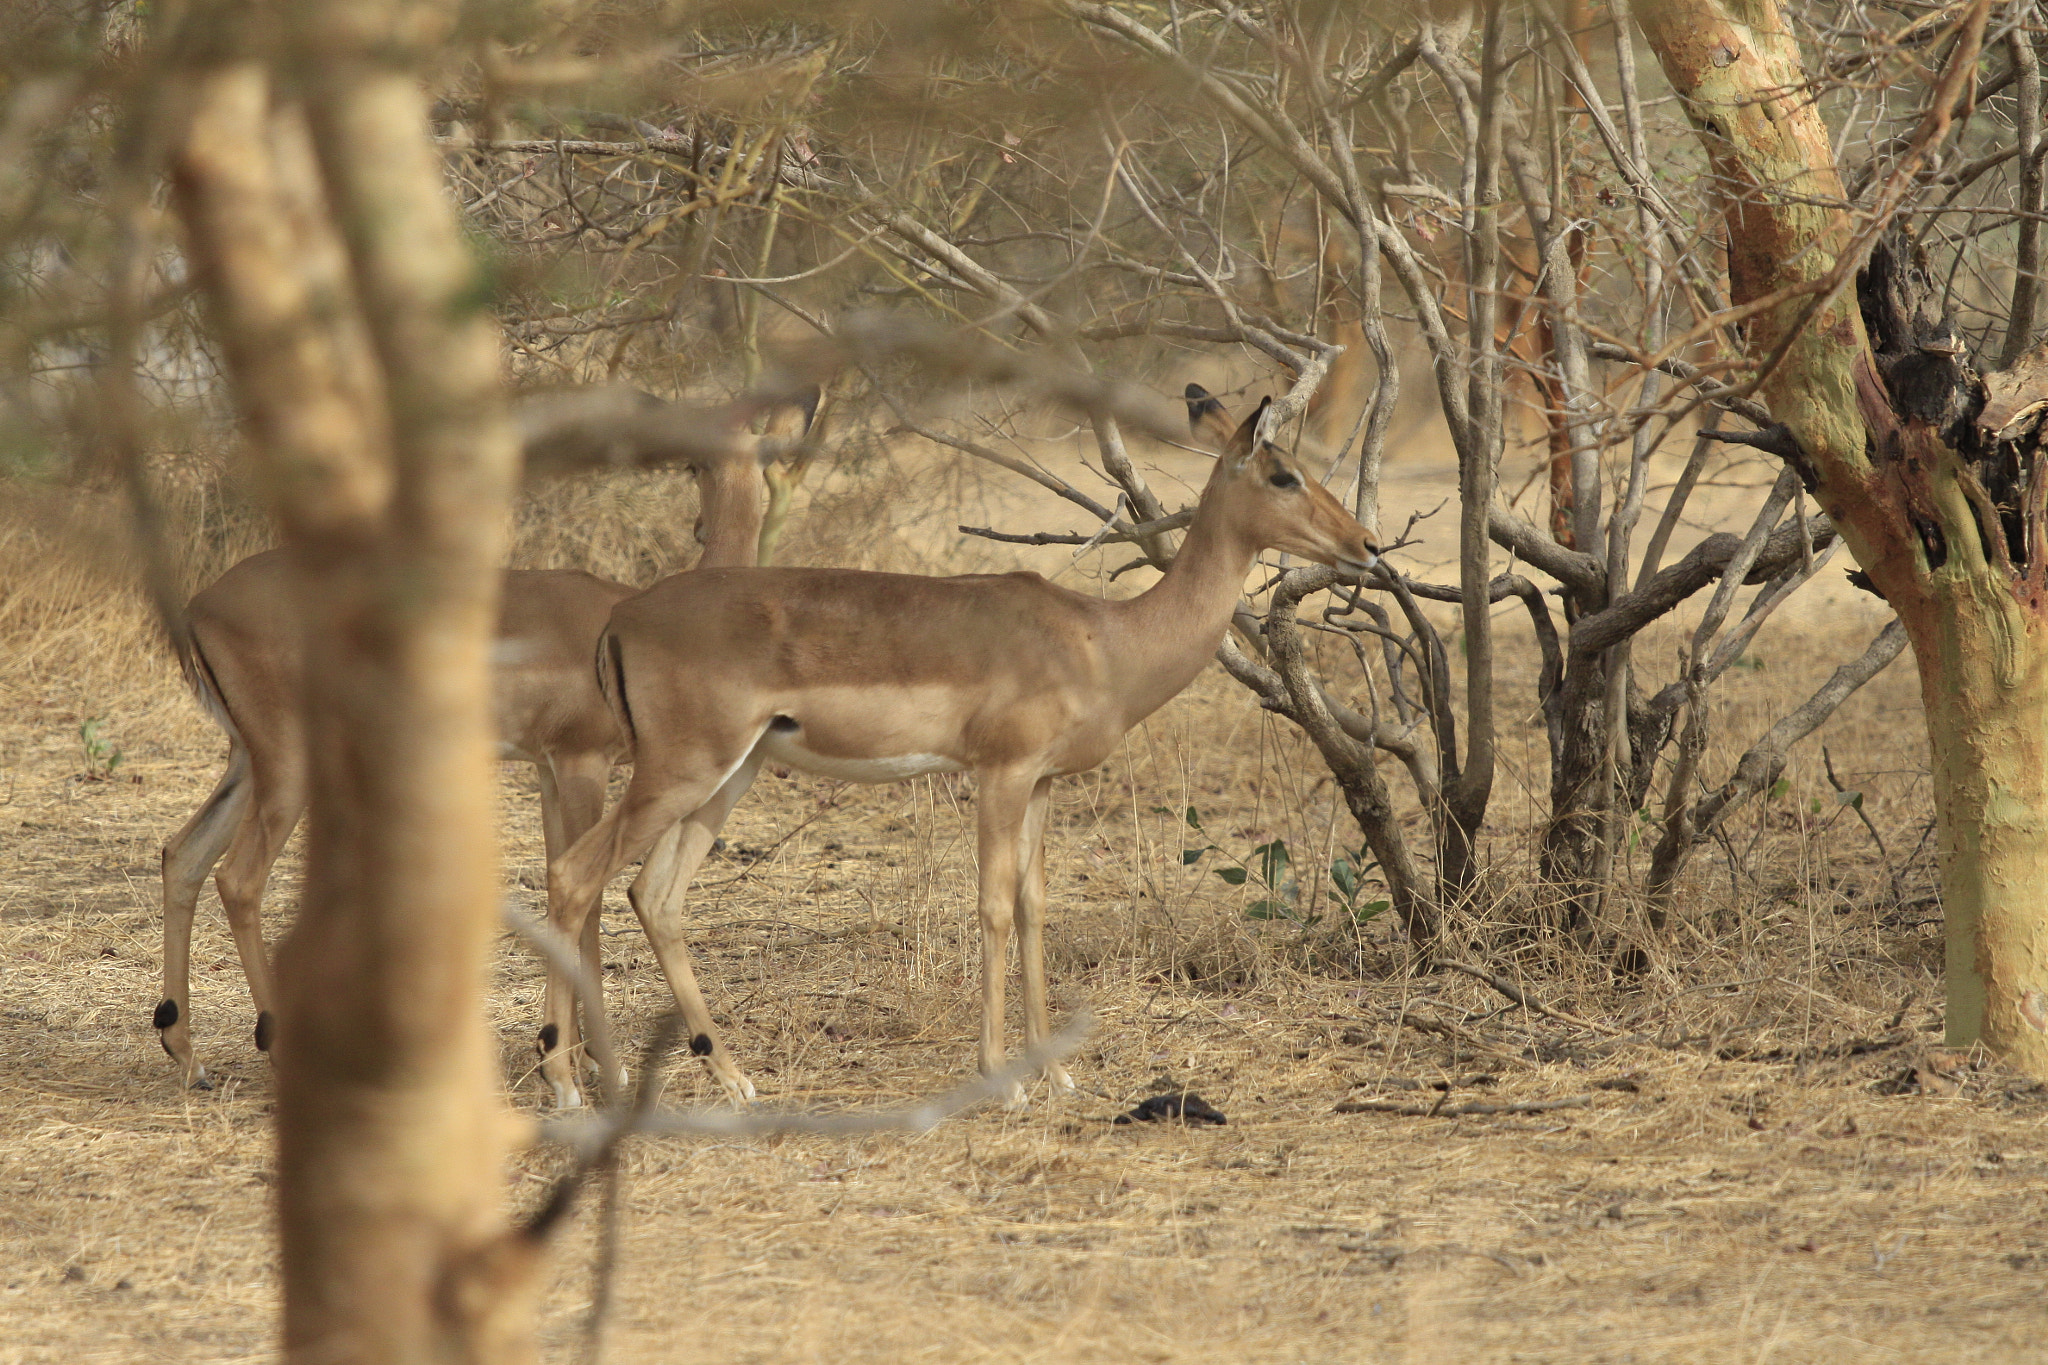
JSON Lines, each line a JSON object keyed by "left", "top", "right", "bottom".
{"left": 2, "top": 447, "right": 2044, "bottom": 1363}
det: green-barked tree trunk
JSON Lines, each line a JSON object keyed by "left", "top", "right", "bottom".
{"left": 1638, "top": 0, "right": 2048, "bottom": 1075}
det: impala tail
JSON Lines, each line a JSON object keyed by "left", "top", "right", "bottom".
{"left": 171, "top": 620, "right": 242, "bottom": 746}
{"left": 596, "top": 628, "right": 638, "bottom": 754}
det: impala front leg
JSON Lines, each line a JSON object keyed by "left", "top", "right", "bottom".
{"left": 975, "top": 771, "right": 1034, "bottom": 1108}
{"left": 1014, "top": 775, "right": 1073, "bottom": 1094}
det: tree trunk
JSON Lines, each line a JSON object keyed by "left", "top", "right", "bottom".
{"left": 171, "top": 0, "right": 537, "bottom": 1356}
{"left": 1539, "top": 653, "right": 1611, "bottom": 926}
{"left": 1918, "top": 602, "right": 2048, "bottom": 1052}
{"left": 1638, "top": 0, "right": 2048, "bottom": 1075}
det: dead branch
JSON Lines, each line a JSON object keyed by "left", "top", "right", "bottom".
{"left": 537, "top": 1011, "right": 1094, "bottom": 1155}
{"left": 1585, "top": 342, "right": 1773, "bottom": 426}
{"left": 1333, "top": 1095, "right": 1593, "bottom": 1117}
{"left": 1569, "top": 513, "right": 1837, "bottom": 658}
{"left": 1646, "top": 619, "right": 1909, "bottom": 910}
{"left": 1823, "top": 743, "right": 1903, "bottom": 904}
{"left": 958, "top": 507, "right": 1194, "bottom": 547}
{"left": 1437, "top": 959, "right": 1622, "bottom": 1035}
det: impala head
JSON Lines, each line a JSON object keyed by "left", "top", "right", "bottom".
{"left": 690, "top": 384, "right": 822, "bottom": 563}
{"left": 1185, "top": 384, "right": 1379, "bottom": 576}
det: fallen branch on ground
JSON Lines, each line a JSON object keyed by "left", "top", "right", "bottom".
{"left": 506, "top": 906, "right": 1092, "bottom": 1157}
{"left": 1438, "top": 959, "right": 1623, "bottom": 1036}
{"left": 1333, "top": 1095, "right": 1593, "bottom": 1117}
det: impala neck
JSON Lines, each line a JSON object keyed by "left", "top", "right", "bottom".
{"left": 695, "top": 466, "right": 766, "bottom": 569}
{"left": 1101, "top": 472, "right": 1262, "bottom": 727}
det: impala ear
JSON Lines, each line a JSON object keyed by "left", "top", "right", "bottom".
{"left": 1184, "top": 382, "right": 1235, "bottom": 450}
{"left": 1226, "top": 395, "right": 1271, "bottom": 464}
{"left": 753, "top": 384, "right": 824, "bottom": 468}
{"left": 761, "top": 384, "right": 822, "bottom": 441}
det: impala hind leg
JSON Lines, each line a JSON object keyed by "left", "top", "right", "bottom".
{"left": 212, "top": 779, "right": 304, "bottom": 1062}
{"left": 627, "top": 750, "right": 768, "bottom": 1104}
{"left": 536, "top": 753, "right": 611, "bottom": 1087}
{"left": 1014, "top": 776, "right": 1073, "bottom": 1094}
{"left": 540, "top": 743, "right": 758, "bottom": 1108}
{"left": 973, "top": 770, "right": 1037, "bottom": 1108}
{"left": 158, "top": 740, "right": 254, "bottom": 1088}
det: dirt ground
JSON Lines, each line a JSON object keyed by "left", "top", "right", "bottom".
{"left": 4, "top": 437, "right": 2046, "bottom": 1363}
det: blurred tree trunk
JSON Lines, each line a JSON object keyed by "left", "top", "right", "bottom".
{"left": 170, "top": 0, "right": 535, "bottom": 1358}
{"left": 1638, "top": 0, "right": 2048, "bottom": 1077}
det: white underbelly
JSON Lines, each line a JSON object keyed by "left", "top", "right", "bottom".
{"left": 758, "top": 729, "right": 966, "bottom": 783}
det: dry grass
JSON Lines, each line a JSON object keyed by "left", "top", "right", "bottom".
{"left": 2, "top": 445, "right": 2046, "bottom": 1364}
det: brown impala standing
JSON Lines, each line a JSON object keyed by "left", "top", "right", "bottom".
{"left": 538, "top": 390, "right": 1379, "bottom": 1108}
{"left": 155, "top": 387, "right": 816, "bottom": 1087}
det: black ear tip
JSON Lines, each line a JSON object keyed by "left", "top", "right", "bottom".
{"left": 1184, "top": 382, "right": 1229, "bottom": 438}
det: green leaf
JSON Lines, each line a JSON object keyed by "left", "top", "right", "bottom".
{"left": 1809, "top": 796, "right": 1823, "bottom": 814}
{"left": 1214, "top": 866, "right": 1248, "bottom": 886}
{"left": 1254, "top": 839, "right": 1291, "bottom": 889}
{"left": 1767, "top": 777, "right": 1791, "bottom": 801}
{"left": 1834, "top": 789, "right": 1864, "bottom": 810}
{"left": 1353, "top": 898, "right": 1390, "bottom": 923}
{"left": 1186, "top": 806, "right": 1203, "bottom": 830}
{"left": 1244, "top": 899, "right": 1287, "bottom": 921}
{"left": 1181, "top": 847, "right": 1208, "bottom": 865}
{"left": 1330, "top": 858, "right": 1358, "bottom": 901}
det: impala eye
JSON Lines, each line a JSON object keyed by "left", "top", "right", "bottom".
{"left": 1269, "top": 469, "right": 1300, "bottom": 489}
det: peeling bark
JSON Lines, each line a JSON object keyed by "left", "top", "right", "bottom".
{"left": 1640, "top": 0, "right": 2048, "bottom": 1076}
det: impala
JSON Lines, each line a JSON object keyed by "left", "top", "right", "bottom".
{"left": 155, "top": 386, "right": 816, "bottom": 1087}
{"left": 538, "top": 390, "right": 1379, "bottom": 1107}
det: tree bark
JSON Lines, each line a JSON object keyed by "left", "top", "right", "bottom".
{"left": 1255, "top": 574, "right": 1438, "bottom": 947}
{"left": 1637, "top": 0, "right": 2048, "bottom": 1075}
{"left": 171, "top": 0, "right": 535, "bottom": 1357}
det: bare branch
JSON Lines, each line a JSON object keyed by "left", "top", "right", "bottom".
{"left": 538, "top": 1012, "right": 1094, "bottom": 1153}
{"left": 1646, "top": 620, "right": 1909, "bottom": 906}
{"left": 1334, "top": 1095, "right": 1593, "bottom": 1117}
{"left": 1572, "top": 516, "right": 1834, "bottom": 659}
{"left": 1438, "top": 959, "right": 1622, "bottom": 1035}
